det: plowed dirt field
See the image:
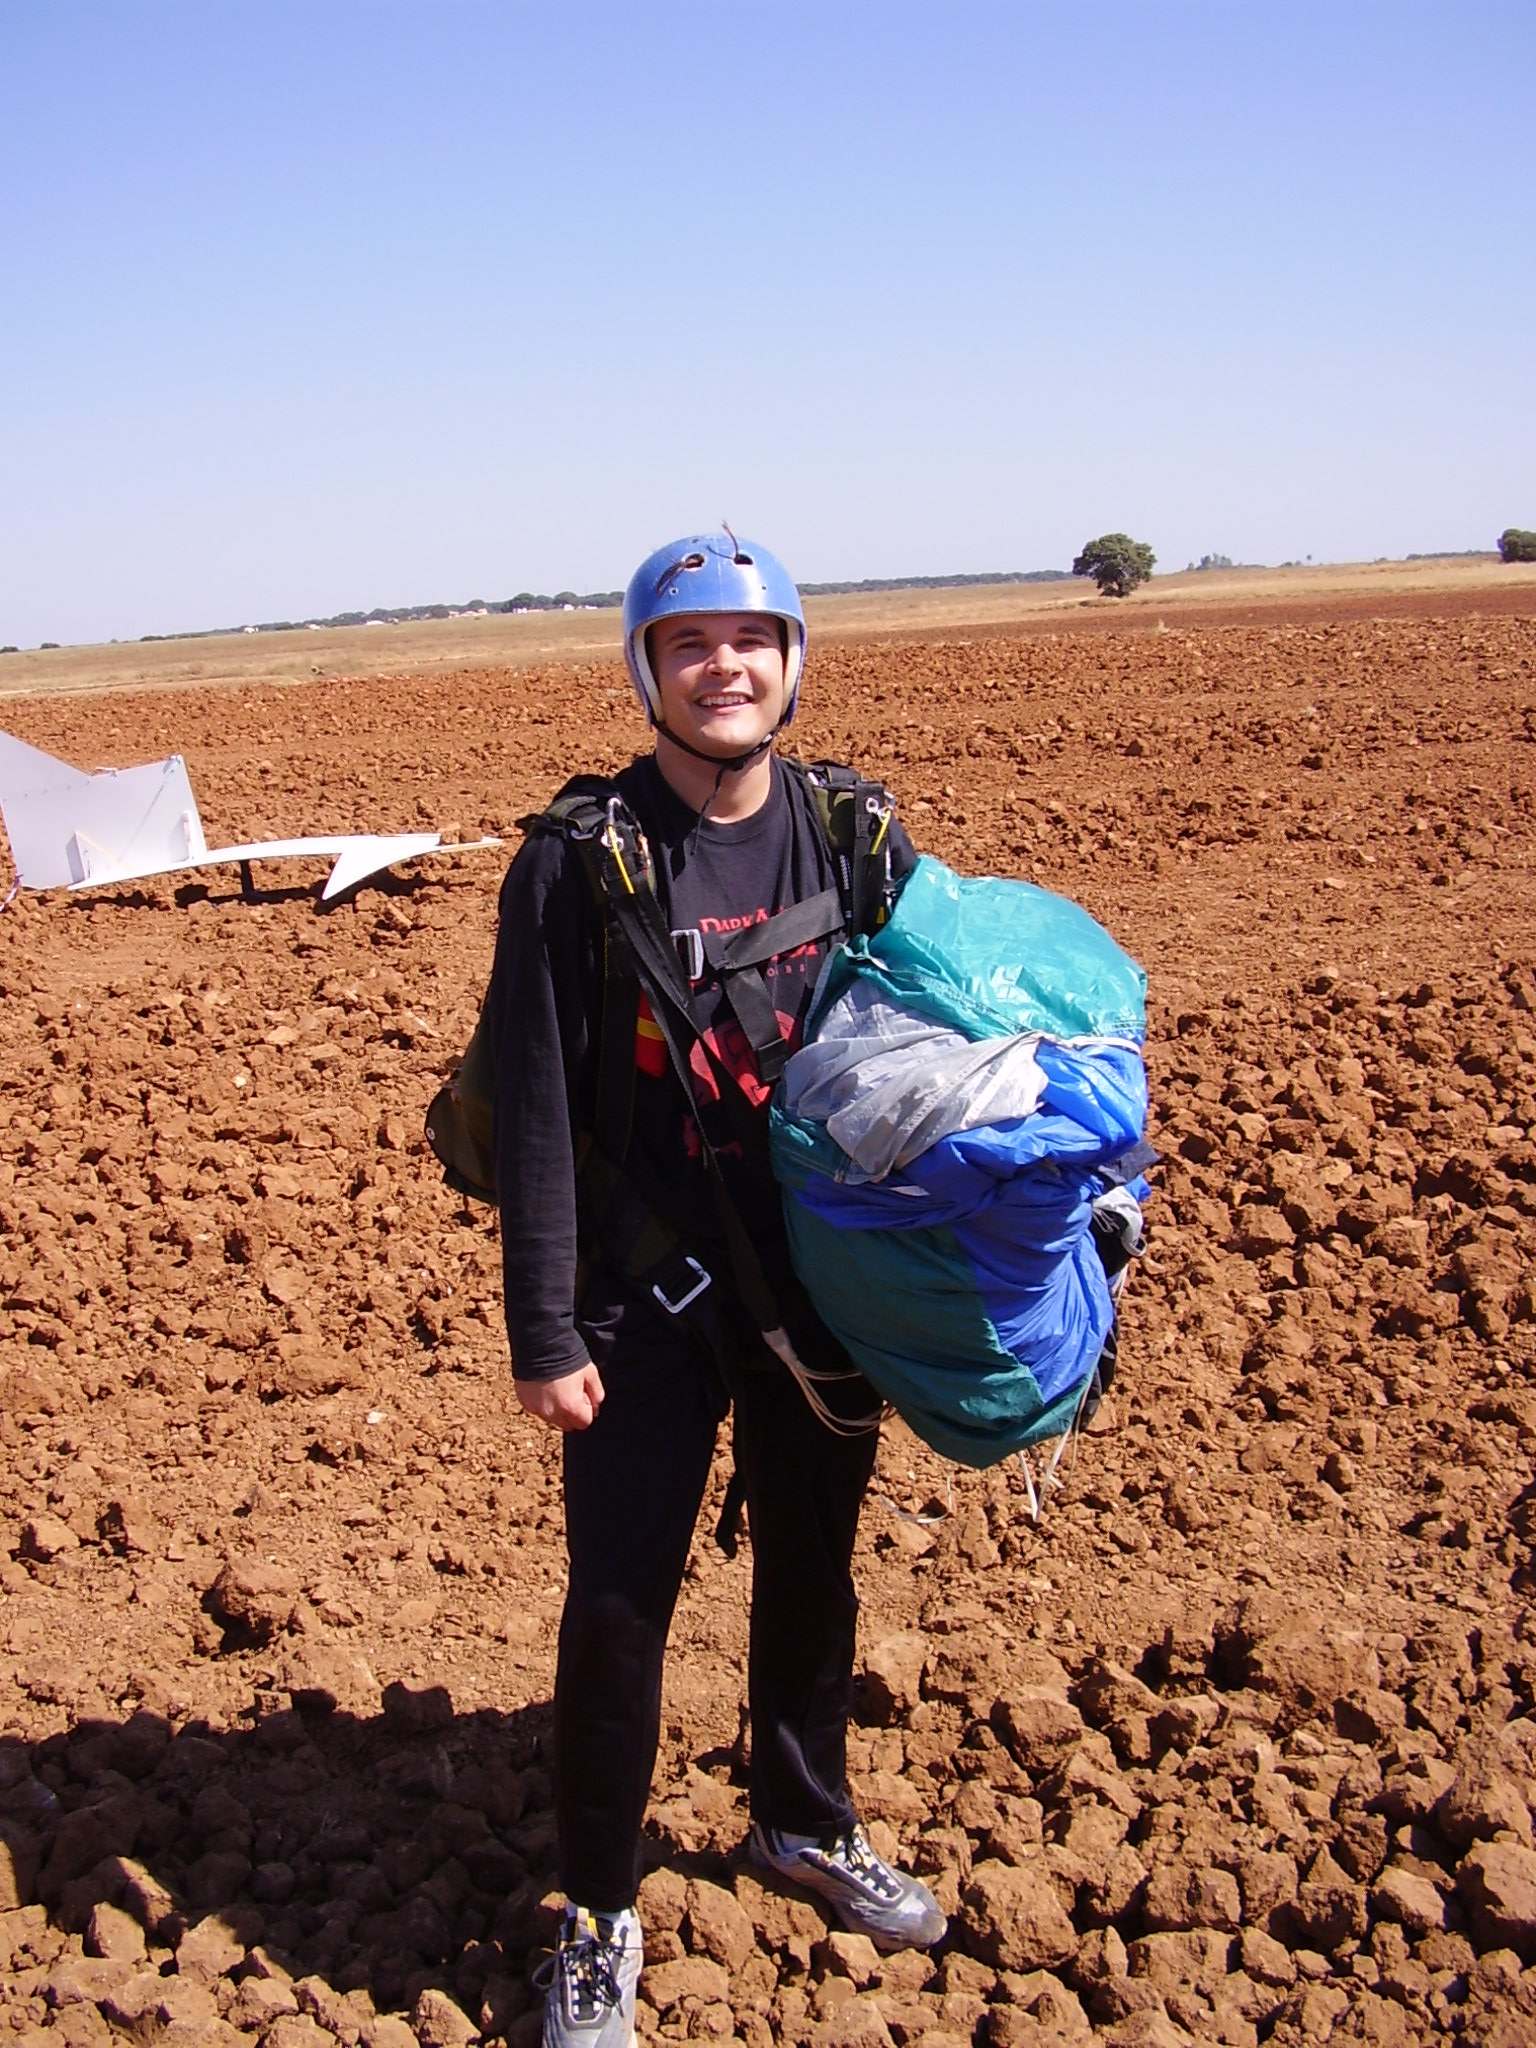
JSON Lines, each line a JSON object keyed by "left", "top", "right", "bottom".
{"left": 3, "top": 593, "right": 1535, "bottom": 2047}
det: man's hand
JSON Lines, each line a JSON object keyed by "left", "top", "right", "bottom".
{"left": 515, "top": 1362, "right": 605, "bottom": 1433}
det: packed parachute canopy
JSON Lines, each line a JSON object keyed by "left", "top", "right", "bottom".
{"left": 771, "top": 857, "right": 1152, "bottom": 1468}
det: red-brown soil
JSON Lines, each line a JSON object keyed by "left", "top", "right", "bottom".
{"left": 2, "top": 594, "right": 1534, "bottom": 2046}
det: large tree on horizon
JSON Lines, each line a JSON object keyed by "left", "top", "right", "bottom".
{"left": 1072, "top": 533, "right": 1156, "bottom": 598}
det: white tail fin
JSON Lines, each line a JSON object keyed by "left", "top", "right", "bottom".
{"left": 0, "top": 733, "right": 205, "bottom": 890}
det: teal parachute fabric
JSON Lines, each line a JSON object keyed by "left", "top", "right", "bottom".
{"left": 770, "top": 857, "right": 1149, "bottom": 1467}
{"left": 820, "top": 856, "right": 1147, "bottom": 1044}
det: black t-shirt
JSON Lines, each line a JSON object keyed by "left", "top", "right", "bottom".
{"left": 487, "top": 753, "right": 914, "bottom": 1380}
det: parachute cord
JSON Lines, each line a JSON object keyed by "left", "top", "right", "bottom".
{"left": 761, "top": 1326, "right": 881, "bottom": 1438}
{"left": 1018, "top": 1454, "right": 1040, "bottom": 1523}
{"left": 1042, "top": 1424, "right": 1076, "bottom": 1490}
{"left": 1018, "top": 1364, "right": 1102, "bottom": 1523}
{"left": 876, "top": 1471, "right": 955, "bottom": 1529}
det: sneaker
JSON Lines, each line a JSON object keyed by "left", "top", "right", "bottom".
{"left": 749, "top": 1820, "right": 947, "bottom": 1951}
{"left": 533, "top": 1905, "right": 642, "bottom": 2047}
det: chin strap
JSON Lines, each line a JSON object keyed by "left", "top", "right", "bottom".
{"left": 654, "top": 722, "right": 777, "bottom": 773}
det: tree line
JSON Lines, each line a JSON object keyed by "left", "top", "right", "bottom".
{"left": 9, "top": 537, "right": 1533, "bottom": 652}
{"left": 132, "top": 570, "right": 1075, "bottom": 641}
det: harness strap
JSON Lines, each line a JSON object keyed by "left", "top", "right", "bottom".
{"left": 812, "top": 761, "right": 863, "bottom": 925}
{"left": 703, "top": 886, "right": 850, "bottom": 1088}
{"left": 527, "top": 767, "right": 892, "bottom": 1369}
{"left": 593, "top": 918, "right": 639, "bottom": 1166}
{"left": 802, "top": 760, "right": 897, "bottom": 937}
{"left": 850, "top": 778, "right": 880, "bottom": 934}
{"left": 574, "top": 820, "right": 704, "bottom": 1030}
{"left": 716, "top": 964, "right": 790, "bottom": 1085}
{"left": 540, "top": 798, "right": 785, "bottom": 1336}
{"left": 430, "top": 763, "right": 898, "bottom": 1213}
{"left": 713, "top": 888, "right": 845, "bottom": 970}
{"left": 576, "top": 1145, "right": 718, "bottom": 1318}
{"left": 612, "top": 924, "right": 789, "bottom": 1340}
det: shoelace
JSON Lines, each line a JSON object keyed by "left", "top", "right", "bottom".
{"left": 532, "top": 1914, "right": 627, "bottom": 2020}
{"left": 824, "top": 1826, "right": 901, "bottom": 1899}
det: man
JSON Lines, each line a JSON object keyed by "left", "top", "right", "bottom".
{"left": 485, "top": 533, "right": 943, "bottom": 2045}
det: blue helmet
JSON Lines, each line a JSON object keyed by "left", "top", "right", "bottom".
{"left": 622, "top": 531, "right": 807, "bottom": 728}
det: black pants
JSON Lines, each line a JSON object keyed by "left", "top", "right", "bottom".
{"left": 554, "top": 1286, "right": 880, "bottom": 1912}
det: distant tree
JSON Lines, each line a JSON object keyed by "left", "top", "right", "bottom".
{"left": 552, "top": 590, "right": 578, "bottom": 607}
{"left": 1193, "top": 552, "right": 1233, "bottom": 572}
{"left": 0, "top": 644, "right": 18, "bottom": 654}
{"left": 39, "top": 641, "right": 60, "bottom": 650}
{"left": 1072, "top": 533, "right": 1156, "bottom": 598}
{"left": 1498, "top": 527, "right": 1536, "bottom": 563}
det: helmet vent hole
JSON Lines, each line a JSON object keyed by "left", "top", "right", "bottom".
{"left": 733, "top": 551, "right": 754, "bottom": 566}
{"left": 682, "top": 552, "right": 706, "bottom": 571}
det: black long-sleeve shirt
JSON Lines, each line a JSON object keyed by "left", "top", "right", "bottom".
{"left": 487, "top": 753, "right": 914, "bottom": 1381}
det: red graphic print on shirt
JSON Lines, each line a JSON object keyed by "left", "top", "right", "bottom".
{"left": 687, "top": 1008, "right": 803, "bottom": 1110}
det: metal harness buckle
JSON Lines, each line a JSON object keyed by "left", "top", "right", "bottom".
{"left": 672, "top": 927, "right": 705, "bottom": 984}
{"left": 652, "top": 1257, "right": 712, "bottom": 1315}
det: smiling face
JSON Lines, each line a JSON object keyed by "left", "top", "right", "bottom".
{"left": 647, "top": 611, "right": 789, "bottom": 760}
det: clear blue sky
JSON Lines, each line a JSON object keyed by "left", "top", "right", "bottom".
{"left": 4, "top": 0, "right": 1532, "bottom": 647}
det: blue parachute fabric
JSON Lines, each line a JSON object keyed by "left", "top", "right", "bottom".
{"left": 779, "top": 1199, "right": 1103, "bottom": 1462}
{"left": 771, "top": 856, "right": 1150, "bottom": 1468}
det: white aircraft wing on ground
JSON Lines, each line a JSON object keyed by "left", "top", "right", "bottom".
{"left": 0, "top": 731, "right": 498, "bottom": 906}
